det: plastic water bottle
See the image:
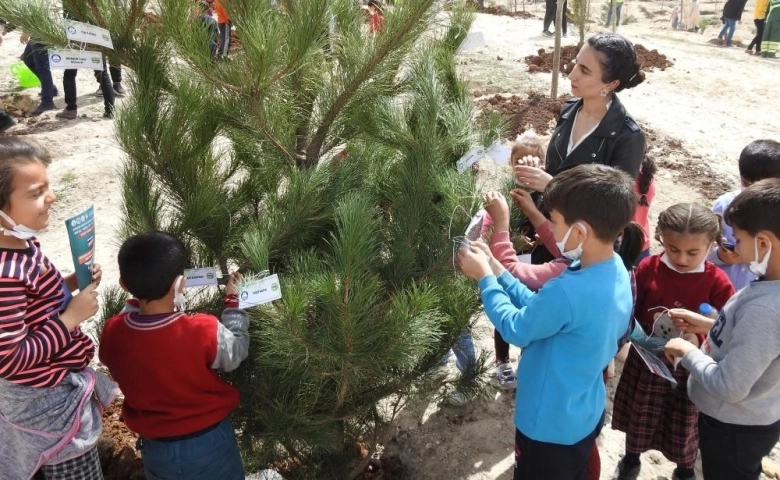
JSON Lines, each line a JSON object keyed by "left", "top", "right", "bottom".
{"left": 699, "top": 302, "right": 718, "bottom": 319}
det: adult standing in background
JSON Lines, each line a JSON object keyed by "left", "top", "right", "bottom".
{"left": 542, "top": 0, "right": 568, "bottom": 37}
{"left": 760, "top": 0, "right": 780, "bottom": 57}
{"left": 718, "top": 0, "right": 748, "bottom": 47}
{"left": 606, "top": 0, "right": 625, "bottom": 27}
{"left": 746, "top": 0, "right": 768, "bottom": 54}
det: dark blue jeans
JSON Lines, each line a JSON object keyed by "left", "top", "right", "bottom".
{"left": 719, "top": 18, "right": 737, "bottom": 45}
{"left": 21, "top": 42, "right": 55, "bottom": 105}
{"left": 138, "top": 418, "right": 245, "bottom": 480}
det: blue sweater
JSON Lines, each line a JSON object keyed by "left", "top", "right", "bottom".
{"left": 478, "top": 254, "right": 632, "bottom": 445}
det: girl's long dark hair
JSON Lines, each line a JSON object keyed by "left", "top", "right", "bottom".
{"left": 616, "top": 222, "right": 645, "bottom": 269}
{"left": 637, "top": 155, "right": 656, "bottom": 207}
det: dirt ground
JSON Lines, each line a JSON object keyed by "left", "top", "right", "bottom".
{"left": 1, "top": 0, "right": 779, "bottom": 477}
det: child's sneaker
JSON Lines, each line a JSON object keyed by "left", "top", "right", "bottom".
{"left": 492, "top": 362, "right": 517, "bottom": 390}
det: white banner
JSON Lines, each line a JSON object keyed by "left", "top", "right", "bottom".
{"left": 65, "top": 20, "right": 114, "bottom": 49}
{"left": 48, "top": 49, "right": 104, "bottom": 70}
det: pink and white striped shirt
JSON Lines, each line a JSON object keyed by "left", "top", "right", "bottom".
{"left": 0, "top": 239, "right": 93, "bottom": 388}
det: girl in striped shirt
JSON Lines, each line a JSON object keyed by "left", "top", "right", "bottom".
{"left": 0, "top": 137, "right": 116, "bottom": 480}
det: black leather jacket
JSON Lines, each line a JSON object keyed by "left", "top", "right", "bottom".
{"left": 545, "top": 94, "right": 646, "bottom": 180}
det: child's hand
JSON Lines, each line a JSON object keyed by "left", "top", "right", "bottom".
{"left": 60, "top": 283, "right": 99, "bottom": 332}
{"left": 457, "top": 243, "right": 492, "bottom": 281}
{"left": 514, "top": 166, "right": 552, "bottom": 192}
{"left": 471, "top": 240, "right": 494, "bottom": 259}
{"left": 91, "top": 263, "right": 102, "bottom": 287}
{"left": 483, "top": 191, "right": 510, "bottom": 232}
{"left": 716, "top": 245, "right": 741, "bottom": 265}
{"left": 509, "top": 189, "right": 547, "bottom": 229}
{"left": 667, "top": 308, "right": 715, "bottom": 334}
{"left": 225, "top": 271, "right": 243, "bottom": 297}
{"left": 663, "top": 337, "right": 697, "bottom": 365}
{"left": 682, "top": 333, "right": 700, "bottom": 347}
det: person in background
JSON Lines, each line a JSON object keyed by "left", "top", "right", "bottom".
{"left": 542, "top": 0, "right": 568, "bottom": 37}
{"left": 760, "top": 0, "right": 780, "bottom": 57}
{"left": 746, "top": 0, "right": 768, "bottom": 54}
{"left": 367, "top": 0, "right": 384, "bottom": 33}
{"left": 214, "top": 0, "right": 231, "bottom": 57}
{"left": 606, "top": 0, "right": 625, "bottom": 27}
{"left": 634, "top": 155, "right": 656, "bottom": 264}
{"left": 19, "top": 33, "right": 58, "bottom": 116}
{"left": 718, "top": 0, "right": 748, "bottom": 47}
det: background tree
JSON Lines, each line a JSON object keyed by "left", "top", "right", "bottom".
{"left": 0, "top": 0, "right": 503, "bottom": 477}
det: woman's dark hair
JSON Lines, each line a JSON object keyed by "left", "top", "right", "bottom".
{"left": 0, "top": 137, "right": 52, "bottom": 210}
{"left": 587, "top": 32, "right": 645, "bottom": 92}
{"left": 637, "top": 155, "right": 656, "bottom": 206}
{"left": 615, "top": 222, "right": 645, "bottom": 269}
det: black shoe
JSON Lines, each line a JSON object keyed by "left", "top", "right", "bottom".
{"left": 612, "top": 457, "right": 641, "bottom": 480}
{"left": 55, "top": 109, "right": 78, "bottom": 120}
{"left": 542, "top": 30, "right": 553, "bottom": 37}
{"left": 112, "top": 83, "right": 127, "bottom": 97}
{"left": 0, "top": 116, "right": 17, "bottom": 134}
{"left": 103, "top": 109, "right": 114, "bottom": 119}
{"left": 95, "top": 86, "right": 103, "bottom": 97}
{"left": 31, "top": 103, "right": 56, "bottom": 117}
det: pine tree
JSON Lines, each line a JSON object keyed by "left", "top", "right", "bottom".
{"left": 0, "top": 0, "right": 504, "bottom": 477}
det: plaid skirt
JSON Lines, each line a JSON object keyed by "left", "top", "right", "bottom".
{"left": 38, "top": 447, "right": 103, "bottom": 480}
{"left": 611, "top": 346, "right": 699, "bottom": 468}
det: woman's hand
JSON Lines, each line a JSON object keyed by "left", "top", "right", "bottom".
{"left": 483, "top": 191, "right": 510, "bottom": 232}
{"left": 514, "top": 166, "right": 553, "bottom": 192}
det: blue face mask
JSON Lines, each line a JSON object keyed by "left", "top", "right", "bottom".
{"left": 555, "top": 223, "right": 586, "bottom": 261}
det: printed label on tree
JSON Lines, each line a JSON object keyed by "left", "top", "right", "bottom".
{"left": 485, "top": 141, "right": 511, "bottom": 165}
{"left": 456, "top": 146, "right": 485, "bottom": 173}
{"left": 184, "top": 267, "right": 219, "bottom": 288}
{"left": 239, "top": 274, "right": 282, "bottom": 308}
{"left": 65, "top": 205, "right": 95, "bottom": 290}
{"left": 65, "top": 20, "right": 114, "bottom": 49}
{"left": 48, "top": 49, "right": 104, "bottom": 70}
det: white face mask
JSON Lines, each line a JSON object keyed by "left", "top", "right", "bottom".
{"left": 0, "top": 210, "right": 43, "bottom": 240}
{"left": 749, "top": 237, "right": 772, "bottom": 277}
{"left": 173, "top": 276, "right": 186, "bottom": 311}
{"left": 555, "top": 223, "right": 586, "bottom": 261}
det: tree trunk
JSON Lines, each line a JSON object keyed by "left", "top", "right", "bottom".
{"left": 551, "top": 0, "right": 565, "bottom": 98}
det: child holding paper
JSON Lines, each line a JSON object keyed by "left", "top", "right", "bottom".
{"left": 611, "top": 203, "right": 735, "bottom": 480}
{"left": 665, "top": 179, "right": 780, "bottom": 480}
{"left": 99, "top": 231, "right": 249, "bottom": 480}
{"left": 459, "top": 164, "right": 636, "bottom": 479}
{"left": 0, "top": 137, "right": 113, "bottom": 479}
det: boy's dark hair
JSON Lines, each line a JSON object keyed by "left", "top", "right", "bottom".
{"left": 544, "top": 164, "right": 636, "bottom": 242}
{"left": 655, "top": 203, "right": 723, "bottom": 246}
{"left": 616, "top": 222, "right": 645, "bottom": 269}
{"left": 118, "top": 231, "right": 187, "bottom": 301}
{"left": 637, "top": 155, "right": 656, "bottom": 206}
{"left": 725, "top": 178, "right": 780, "bottom": 238}
{"left": 738, "top": 139, "right": 780, "bottom": 185}
{"left": 0, "top": 137, "right": 51, "bottom": 209}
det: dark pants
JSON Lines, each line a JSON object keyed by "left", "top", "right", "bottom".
{"left": 514, "top": 412, "right": 604, "bottom": 480}
{"left": 543, "top": 0, "right": 568, "bottom": 34}
{"left": 606, "top": 2, "right": 623, "bottom": 26}
{"left": 698, "top": 413, "right": 780, "bottom": 480}
{"left": 63, "top": 61, "right": 115, "bottom": 112}
{"left": 94, "top": 64, "right": 122, "bottom": 85}
{"left": 21, "top": 43, "right": 56, "bottom": 106}
{"left": 748, "top": 19, "right": 766, "bottom": 52}
{"left": 218, "top": 22, "right": 231, "bottom": 56}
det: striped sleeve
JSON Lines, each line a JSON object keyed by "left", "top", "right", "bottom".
{"left": 0, "top": 277, "right": 70, "bottom": 379}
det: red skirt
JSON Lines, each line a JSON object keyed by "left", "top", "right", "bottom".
{"left": 611, "top": 346, "right": 699, "bottom": 468}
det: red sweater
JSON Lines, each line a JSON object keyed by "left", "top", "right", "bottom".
{"left": 99, "top": 310, "right": 239, "bottom": 439}
{"left": 634, "top": 255, "right": 735, "bottom": 340}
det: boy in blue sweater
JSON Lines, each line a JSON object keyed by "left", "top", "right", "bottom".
{"left": 458, "top": 164, "right": 636, "bottom": 480}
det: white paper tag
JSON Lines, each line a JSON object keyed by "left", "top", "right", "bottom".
{"left": 456, "top": 146, "right": 485, "bottom": 173}
{"left": 517, "top": 253, "right": 532, "bottom": 264}
{"left": 184, "top": 267, "right": 219, "bottom": 288}
{"left": 65, "top": 20, "right": 114, "bottom": 49}
{"left": 239, "top": 274, "right": 282, "bottom": 308}
{"left": 456, "top": 31, "right": 486, "bottom": 55}
{"left": 48, "top": 49, "right": 104, "bottom": 70}
{"left": 486, "top": 142, "right": 511, "bottom": 165}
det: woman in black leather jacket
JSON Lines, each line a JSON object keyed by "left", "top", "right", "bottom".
{"left": 515, "top": 32, "right": 647, "bottom": 261}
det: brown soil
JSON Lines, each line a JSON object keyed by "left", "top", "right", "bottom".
{"left": 707, "top": 37, "right": 746, "bottom": 48}
{"left": 524, "top": 43, "right": 673, "bottom": 74}
{"left": 476, "top": 92, "right": 566, "bottom": 136}
{"left": 98, "top": 401, "right": 146, "bottom": 480}
{"left": 470, "top": 2, "right": 537, "bottom": 19}
{"left": 356, "top": 455, "right": 408, "bottom": 480}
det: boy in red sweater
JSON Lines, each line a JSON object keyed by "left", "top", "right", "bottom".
{"left": 99, "top": 231, "right": 249, "bottom": 480}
